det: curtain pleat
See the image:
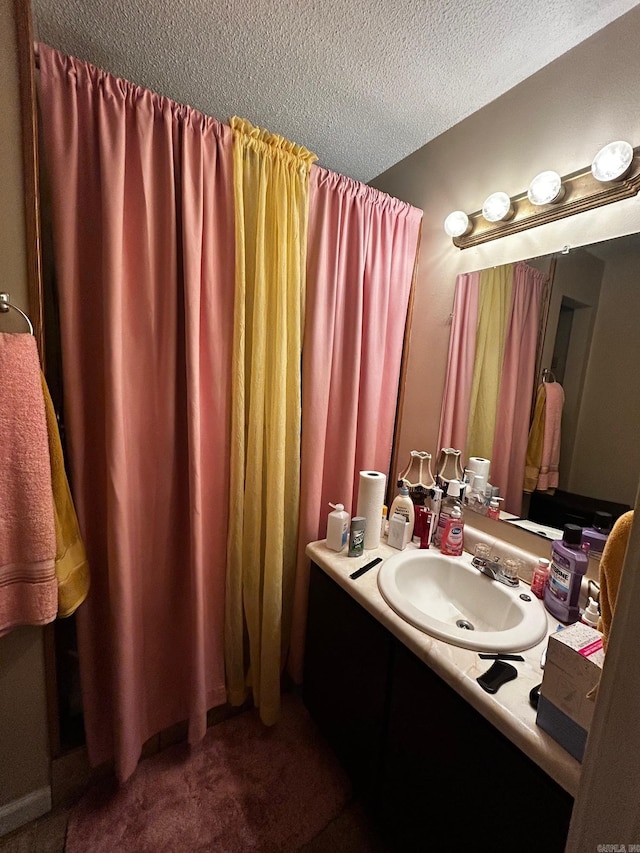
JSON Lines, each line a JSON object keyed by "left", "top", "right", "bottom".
{"left": 38, "top": 44, "right": 234, "bottom": 781}
{"left": 225, "top": 118, "right": 316, "bottom": 723}
{"left": 288, "top": 167, "right": 423, "bottom": 682}
{"left": 466, "top": 264, "right": 513, "bottom": 459}
{"left": 438, "top": 271, "right": 480, "bottom": 454}
{"left": 491, "top": 262, "right": 547, "bottom": 514}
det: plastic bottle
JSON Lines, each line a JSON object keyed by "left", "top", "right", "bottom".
{"left": 487, "top": 497, "right": 504, "bottom": 520}
{"left": 433, "top": 480, "right": 462, "bottom": 547}
{"left": 581, "top": 597, "right": 600, "bottom": 628}
{"left": 428, "top": 486, "right": 443, "bottom": 542}
{"left": 380, "top": 505, "right": 388, "bottom": 539}
{"left": 467, "top": 475, "right": 486, "bottom": 513}
{"left": 581, "top": 511, "right": 613, "bottom": 558}
{"left": 530, "top": 557, "right": 550, "bottom": 599}
{"left": 440, "top": 505, "right": 464, "bottom": 556}
{"left": 389, "top": 485, "right": 415, "bottom": 542}
{"left": 544, "top": 524, "right": 589, "bottom": 624}
{"left": 326, "top": 502, "right": 350, "bottom": 551}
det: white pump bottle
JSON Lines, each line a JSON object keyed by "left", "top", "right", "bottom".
{"left": 326, "top": 503, "right": 350, "bottom": 551}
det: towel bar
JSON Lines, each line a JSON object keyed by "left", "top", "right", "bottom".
{"left": 0, "top": 292, "right": 34, "bottom": 335}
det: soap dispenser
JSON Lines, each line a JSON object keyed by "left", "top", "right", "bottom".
{"left": 487, "top": 497, "right": 504, "bottom": 520}
{"left": 433, "top": 479, "right": 462, "bottom": 547}
{"left": 440, "top": 505, "right": 464, "bottom": 556}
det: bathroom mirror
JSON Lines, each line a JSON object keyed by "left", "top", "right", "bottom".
{"left": 450, "top": 231, "right": 640, "bottom": 535}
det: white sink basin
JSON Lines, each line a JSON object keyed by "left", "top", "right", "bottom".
{"left": 377, "top": 549, "right": 548, "bottom": 652}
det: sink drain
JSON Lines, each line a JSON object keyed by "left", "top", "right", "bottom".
{"left": 456, "top": 619, "right": 475, "bottom": 631}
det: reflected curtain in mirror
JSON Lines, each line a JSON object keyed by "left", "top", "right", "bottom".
{"left": 439, "top": 262, "right": 549, "bottom": 515}
{"left": 467, "top": 264, "right": 513, "bottom": 458}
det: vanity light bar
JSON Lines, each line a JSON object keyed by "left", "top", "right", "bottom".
{"left": 445, "top": 141, "right": 640, "bottom": 249}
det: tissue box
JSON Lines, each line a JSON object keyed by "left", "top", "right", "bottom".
{"left": 536, "top": 622, "right": 604, "bottom": 762}
{"left": 388, "top": 512, "right": 411, "bottom": 550}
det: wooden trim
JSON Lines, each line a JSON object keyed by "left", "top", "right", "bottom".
{"left": 14, "top": 0, "right": 45, "bottom": 362}
{"left": 387, "top": 220, "right": 422, "bottom": 508}
{"left": 453, "top": 154, "right": 640, "bottom": 250}
{"left": 13, "top": 0, "right": 58, "bottom": 759}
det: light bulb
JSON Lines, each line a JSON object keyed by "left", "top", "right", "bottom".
{"left": 482, "top": 192, "right": 513, "bottom": 223}
{"left": 591, "top": 141, "right": 633, "bottom": 182}
{"left": 527, "top": 171, "right": 564, "bottom": 205}
{"left": 444, "top": 210, "right": 471, "bottom": 237}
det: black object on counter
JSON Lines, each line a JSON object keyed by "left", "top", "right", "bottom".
{"left": 477, "top": 661, "right": 518, "bottom": 694}
{"left": 529, "top": 683, "right": 542, "bottom": 710}
{"left": 349, "top": 556, "right": 383, "bottom": 580}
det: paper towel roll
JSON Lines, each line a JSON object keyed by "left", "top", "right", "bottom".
{"left": 356, "top": 470, "right": 387, "bottom": 550}
{"left": 466, "top": 457, "right": 490, "bottom": 481}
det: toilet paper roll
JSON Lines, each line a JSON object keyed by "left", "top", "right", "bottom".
{"left": 356, "top": 470, "right": 387, "bottom": 550}
{"left": 466, "top": 457, "right": 490, "bottom": 481}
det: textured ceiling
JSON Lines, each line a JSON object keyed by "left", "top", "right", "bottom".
{"left": 32, "top": 0, "right": 639, "bottom": 183}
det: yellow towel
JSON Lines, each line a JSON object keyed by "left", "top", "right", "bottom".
{"left": 597, "top": 510, "right": 634, "bottom": 648}
{"left": 41, "top": 375, "right": 90, "bottom": 617}
{"left": 523, "top": 384, "right": 545, "bottom": 493}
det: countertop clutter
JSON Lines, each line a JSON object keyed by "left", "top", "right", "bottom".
{"left": 305, "top": 538, "right": 582, "bottom": 797}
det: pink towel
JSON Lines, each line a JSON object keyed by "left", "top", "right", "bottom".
{"left": 0, "top": 332, "right": 57, "bottom": 635}
{"left": 537, "top": 381, "right": 564, "bottom": 491}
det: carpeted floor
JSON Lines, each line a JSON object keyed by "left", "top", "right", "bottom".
{"left": 65, "top": 694, "right": 354, "bottom": 852}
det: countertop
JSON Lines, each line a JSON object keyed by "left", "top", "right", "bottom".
{"left": 306, "top": 538, "right": 582, "bottom": 798}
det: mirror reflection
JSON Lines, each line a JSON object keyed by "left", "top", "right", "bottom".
{"left": 440, "top": 232, "right": 640, "bottom": 536}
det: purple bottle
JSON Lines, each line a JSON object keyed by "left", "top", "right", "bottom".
{"left": 581, "top": 512, "right": 613, "bottom": 558}
{"left": 544, "top": 524, "right": 588, "bottom": 624}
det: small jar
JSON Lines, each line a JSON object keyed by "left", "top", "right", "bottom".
{"left": 531, "top": 558, "right": 550, "bottom": 599}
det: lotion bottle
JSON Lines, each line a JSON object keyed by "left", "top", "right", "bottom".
{"left": 389, "top": 484, "right": 415, "bottom": 542}
{"left": 326, "top": 502, "right": 350, "bottom": 551}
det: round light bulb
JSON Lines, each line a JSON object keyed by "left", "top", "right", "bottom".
{"left": 591, "top": 141, "right": 633, "bottom": 182}
{"left": 527, "top": 170, "right": 564, "bottom": 205}
{"left": 444, "top": 210, "right": 470, "bottom": 237}
{"left": 482, "top": 192, "right": 513, "bottom": 223}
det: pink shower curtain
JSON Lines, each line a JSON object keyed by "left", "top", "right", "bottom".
{"left": 491, "top": 262, "right": 547, "bottom": 514}
{"left": 289, "top": 167, "right": 422, "bottom": 681}
{"left": 438, "top": 271, "right": 480, "bottom": 453}
{"left": 38, "top": 45, "right": 234, "bottom": 781}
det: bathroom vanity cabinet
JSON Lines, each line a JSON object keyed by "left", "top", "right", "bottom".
{"left": 303, "top": 561, "right": 573, "bottom": 851}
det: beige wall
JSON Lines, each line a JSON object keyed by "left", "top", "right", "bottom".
{"left": 570, "top": 248, "right": 640, "bottom": 505}
{"left": 543, "top": 250, "right": 604, "bottom": 497}
{"left": 371, "top": 5, "right": 640, "bottom": 478}
{"left": 0, "top": 0, "right": 51, "bottom": 815}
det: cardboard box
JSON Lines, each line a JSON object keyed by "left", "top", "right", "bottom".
{"left": 536, "top": 622, "right": 604, "bottom": 761}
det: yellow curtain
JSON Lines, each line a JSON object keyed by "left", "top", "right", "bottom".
{"left": 225, "top": 117, "right": 317, "bottom": 724}
{"left": 466, "top": 264, "right": 513, "bottom": 459}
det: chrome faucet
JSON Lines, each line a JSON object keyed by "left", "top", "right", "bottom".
{"left": 472, "top": 554, "right": 520, "bottom": 587}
